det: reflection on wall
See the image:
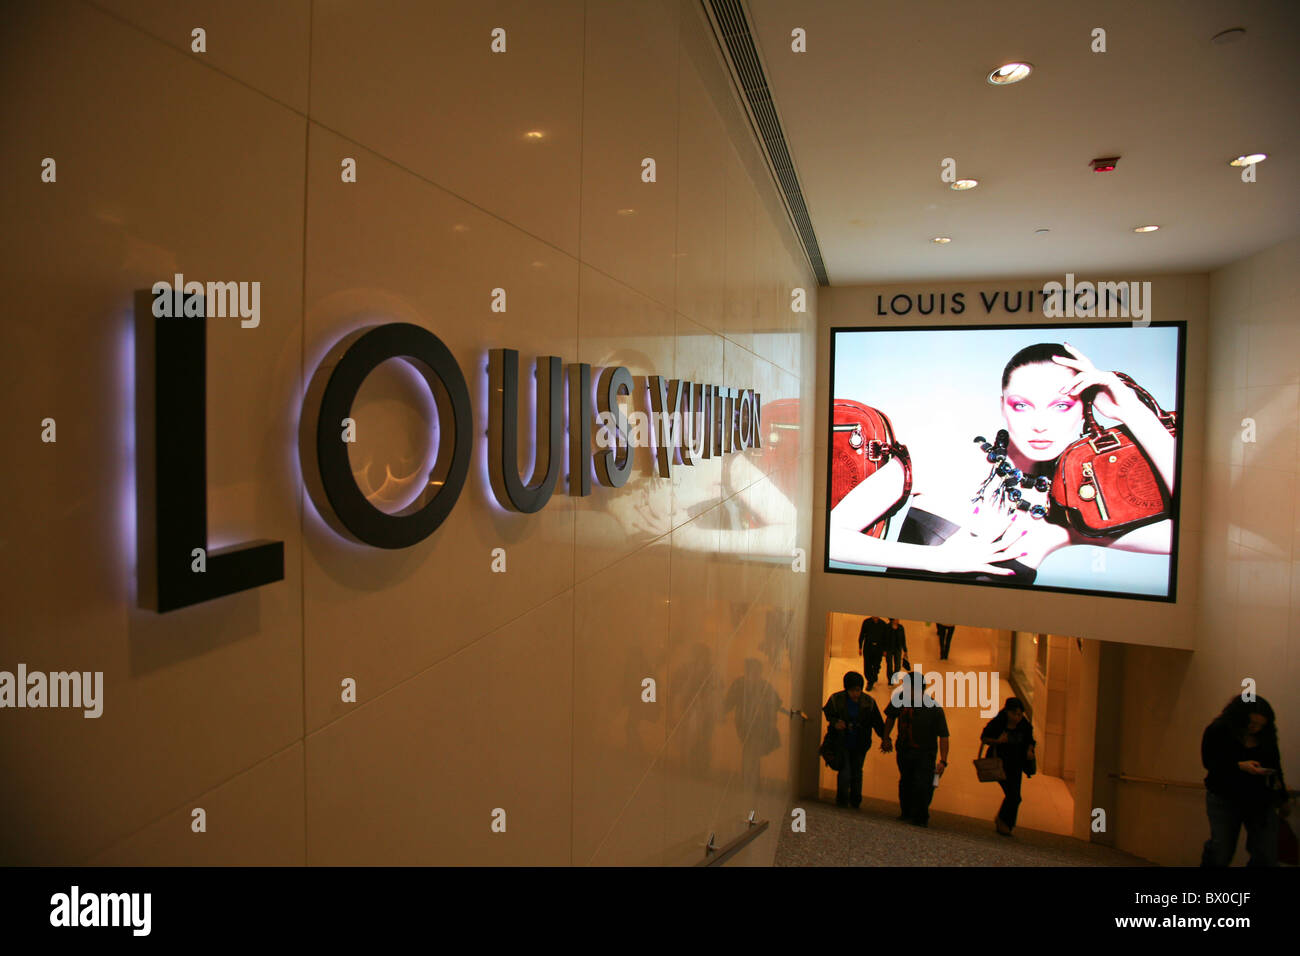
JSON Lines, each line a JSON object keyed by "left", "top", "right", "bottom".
{"left": 0, "top": 0, "right": 818, "bottom": 867}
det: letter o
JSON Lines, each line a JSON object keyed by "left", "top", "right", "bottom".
{"left": 314, "top": 323, "right": 472, "bottom": 548}
{"left": 890, "top": 294, "right": 913, "bottom": 315}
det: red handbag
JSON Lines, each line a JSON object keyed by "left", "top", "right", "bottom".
{"left": 762, "top": 398, "right": 801, "bottom": 501}
{"left": 830, "top": 399, "right": 911, "bottom": 538}
{"left": 1050, "top": 373, "right": 1176, "bottom": 538}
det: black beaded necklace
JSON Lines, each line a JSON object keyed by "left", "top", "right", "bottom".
{"left": 971, "top": 429, "right": 1051, "bottom": 519}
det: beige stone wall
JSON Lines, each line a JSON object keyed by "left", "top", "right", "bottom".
{"left": 0, "top": 0, "right": 817, "bottom": 865}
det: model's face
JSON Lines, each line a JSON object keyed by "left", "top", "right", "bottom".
{"left": 1002, "top": 362, "right": 1084, "bottom": 462}
{"left": 848, "top": 688, "right": 862, "bottom": 702}
{"left": 1247, "top": 713, "right": 1266, "bottom": 734}
{"left": 1006, "top": 709, "right": 1023, "bottom": 727}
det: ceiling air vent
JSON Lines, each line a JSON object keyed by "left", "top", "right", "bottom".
{"left": 703, "top": 0, "right": 829, "bottom": 286}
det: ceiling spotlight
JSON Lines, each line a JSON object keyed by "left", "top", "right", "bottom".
{"left": 1228, "top": 153, "right": 1267, "bottom": 166}
{"left": 951, "top": 179, "right": 979, "bottom": 191}
{"left": 523, "top": 130, "right": 546, "bottom": 140}
{"left": 988, "top": 62, "right": 1033, "bottom": 85}
{"left": 931, "top": 236, "right": 951, "bottom": 244}
{"left": 1133, "top": 225, "right": 1160, "bottom": 233}
{"left": 1090, "top": 156, "right": 1120, "bottom": 172}
{"left": 1034, "top": 228, "right": 1050, "bottom": 235}
{"left": 1210, "top": 27, "right": 1246, "bottom": 45}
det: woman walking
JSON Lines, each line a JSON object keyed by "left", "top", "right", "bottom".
{"left": 981, "top": 698, "right": 1036, "bottom": 836}
{"left": 1200, "top": 696, "right": 1288, "bottom": 866}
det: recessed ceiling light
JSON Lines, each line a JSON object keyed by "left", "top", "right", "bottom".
{"left": 1228, "top": 153, "right": 1267, "bottom": 166}
{"left": 1034, "top": 228, "right": 1050, "bottom": 235}
{"left": 524, "top": 130, "right": 546, "bottom": 140}
{"left": 951, "top": 179, "right": 979, "bottom": 191}
{"left": 988, "top": 62, "right": 1032, "bottom": 85}
{"left": 617, "top": 208, "right": 636, "bottom": 216}
{"left": 1210, "top": 27, "right": 1246, "bottom": 45}
{"left": 1133, "top": 225, "right": 1160, "bottom": 233}
{"left": 931, "top": 236, "right": 951, "bottom": 244}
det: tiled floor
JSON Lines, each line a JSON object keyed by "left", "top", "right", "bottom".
{"left": 775, "top": 798, "right": 1152, "bottom": 867}
{"left": 818, "top": 623, "right": 1075, "bottom": 836}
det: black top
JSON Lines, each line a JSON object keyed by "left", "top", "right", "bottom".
{"left": 1201, "top": 720, "right": 1286, "bottom": 808}
{"left": 885, "top": 622, "right": 907, "bottom": 654}
{"left": 884, "top": 700, "right": 949, "bottom": 752}
{"left": 981, "top": 712, "right": 1036, "bottom": 767}
{"left": 890, "top": 506, "right": 1038, "bottom": 583}
{"left": 824, "top": 690, "right": 886, "bottom": 752}
{"left": 858, "top": 616, "right": 889, "bottom": 652}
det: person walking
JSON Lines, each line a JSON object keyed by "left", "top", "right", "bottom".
{"left": 857, "top": 615, "right": 888, "bottom": 690}
{"left": 881, "top": 670, "right": 949, "bottom": 827}
{"left": 884, "top": 618, "right": 908, "bottom": 684}
{"left": 823, "top": 671, "right": 886, "bottom": 809}
{"left": 980, "top": 698, "right": 1036, "bottom": 836}
{"left": 936, "top": 623, "right": 955, "bottom": 660}
{"left": 1200, "top": 695, "right": 1289, "bottom": 866}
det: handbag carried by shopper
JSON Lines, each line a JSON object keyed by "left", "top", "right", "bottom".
{"left": 819, "top": 727, "right": 843, "bottom": 771}
{"left": 1050, "top": 372, "right": 1177, "bottom": 537}
{"left": 973, "top": 741, "right": 1006, "bottom": 782}
{"left": 830, "top": 399, "right": 911, "bottom": 538}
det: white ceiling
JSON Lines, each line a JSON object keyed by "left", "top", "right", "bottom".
{"left": 743, "top": 0, "right": 1300, "bottom": 284}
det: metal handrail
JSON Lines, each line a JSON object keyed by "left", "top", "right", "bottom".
{"left": 696, "top": 814, "right": 770, "bottom": 867}
{"left": 1110, "top": 772, "right": 1298, "bottom": 797}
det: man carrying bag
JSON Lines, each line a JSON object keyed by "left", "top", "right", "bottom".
{"left": 823, "top": 671, "right": 885, "bottom": 809}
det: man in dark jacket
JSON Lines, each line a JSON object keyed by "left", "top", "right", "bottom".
{"left": 881, "top": 670, "right": 949, "bottom": 827}
{"left": 858, "top": 616, "right": 888, "bottom": 690}
{"left": 884, "top": 618, "right": 908, "bottom": 685}
{"left": 823, "top": 671, "right": 886, "bottom": 809}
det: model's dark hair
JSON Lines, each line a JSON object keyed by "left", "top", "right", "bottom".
{"left": 1212, "top": 696, "right": 1278, "bottom": 746}
{"left": 844, "top": 671, "right": 865, "bottom": 691}
{"left": 1003, "top": 697, "right": 1025, "bottom": 714}
{"left": 1002, "top": 343, "right": 1072, "bottom": 390}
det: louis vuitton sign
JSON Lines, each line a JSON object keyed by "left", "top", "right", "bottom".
{"left": 135, "top": 292, "right": 761, "bottom": 612}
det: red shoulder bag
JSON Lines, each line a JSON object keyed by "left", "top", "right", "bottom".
{"left": 830, "top": 399, "right": 912, "bottom": 538}
{"left": 1050, "top": 373, "right": 1176, "bottom": 538}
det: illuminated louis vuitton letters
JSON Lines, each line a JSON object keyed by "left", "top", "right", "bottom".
{"left": 137, "top": 292, "right": 761, "bottom": 611}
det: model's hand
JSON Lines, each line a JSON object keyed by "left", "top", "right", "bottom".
{"left": 927, "top": 511, "right": 1025, "bottom": 575}
{"left": 835, "top": 720, "right": 846, "bottom": 730}
{"left": 1238, "top": 760, "right": 1270, "bottom": 775}
{"left": 1052, "top": 342, "right": 1147, "bottom": 425}
{"left": 996, "top": 732, "right": 1010, "bottom": 744}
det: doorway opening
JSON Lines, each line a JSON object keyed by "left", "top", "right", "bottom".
{"left": 819, "top": 613, "right": 1088, "bottom": 836}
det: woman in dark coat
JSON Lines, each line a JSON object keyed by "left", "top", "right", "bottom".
{"left": 981, "top": 698, "right": 1036, "bottom": 836}
{"left": 1200, "top": 695, "right": 1288, "bottom": 866}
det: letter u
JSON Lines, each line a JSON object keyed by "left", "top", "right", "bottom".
{"left": 488, "top": 349, "right": 563, "bottom": 512}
